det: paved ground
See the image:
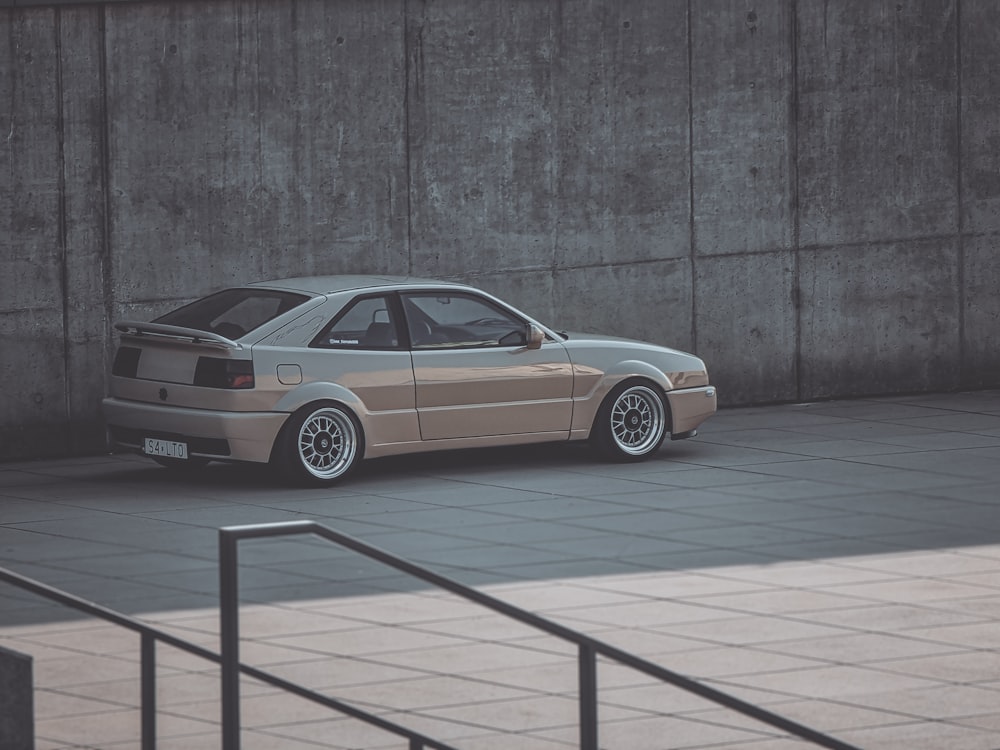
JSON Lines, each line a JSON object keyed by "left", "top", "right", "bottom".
{"left": 3, "top": 391, "right": 1000, "bottom": 750}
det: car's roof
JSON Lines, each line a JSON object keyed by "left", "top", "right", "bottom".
{"left": 248, "top": 275, "right": 468, "bottom": 296}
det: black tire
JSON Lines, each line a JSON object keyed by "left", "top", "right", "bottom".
{"left": 591, "top": 381, "right": 668, "bottom": 462}
{"left": 274, "top": 403, "right": 363, "bottom": 486}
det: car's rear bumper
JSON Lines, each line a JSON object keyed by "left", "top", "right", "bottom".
{"left": 102, "top": 397, "right": 288, "bottom": 463}
{"left": 666, "top": 385, "right": 717, "bottom": 437}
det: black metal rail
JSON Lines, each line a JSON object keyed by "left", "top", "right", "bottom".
{"left": 219, "top": 520, "right": 863, "bottom": 750}
{"left": 1, "top": 520, "right": 863, "bottom": 750}
{"left": 0, "top": 566, "right": 458, "bottom": 750}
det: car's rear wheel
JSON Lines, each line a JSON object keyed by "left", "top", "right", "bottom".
{"left": 592, "top": 381, "right": 667, "bottom": 461}
{"left": 275, "top": 403, "right": 362, "bottom": 486}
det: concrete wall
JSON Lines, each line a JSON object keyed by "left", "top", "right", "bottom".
{"left": 2, "top": 0, "right": 999, "bottom": 460}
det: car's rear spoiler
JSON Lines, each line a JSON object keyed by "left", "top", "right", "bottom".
{"left": 114, "top": 321, "right": 243, "bottom": 349}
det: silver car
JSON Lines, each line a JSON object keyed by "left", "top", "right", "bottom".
{"left": 103, "top": 276, "right": 717, "bottom": 486}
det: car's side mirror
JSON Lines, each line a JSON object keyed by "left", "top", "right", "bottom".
{"left": 526, "top": 324, "right": 544, "bottom": 350}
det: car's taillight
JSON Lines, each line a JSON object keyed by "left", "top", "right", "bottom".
{"left": 229, "top": 372, "right": 254, "bottom": 389}
{"left": 112, "top": 347, "right": 141, "bottom": 377}
{"left": 194, "top": 358, "right": 255, "bottom": 389}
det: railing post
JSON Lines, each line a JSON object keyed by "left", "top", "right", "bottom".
{"left": 220, "top": 530, "right": 241, "bottom": 750}
{"left": 141, "top": 632, "right": 156, "bottom": 750}
{"left": 0, "top": 646, "right": 34, "bottom": 750}
{"left": 579, "top": 642, "right": 598, "bottom": 750}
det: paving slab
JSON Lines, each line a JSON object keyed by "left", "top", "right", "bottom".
{"left": 2, "top": 391, "right": 1000, "bottom": 748}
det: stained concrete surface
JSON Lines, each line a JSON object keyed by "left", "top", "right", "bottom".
{"left": 2, "top": 392, "right": 1000, "bottom": 748}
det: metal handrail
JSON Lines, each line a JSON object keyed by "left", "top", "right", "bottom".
{"left": 219, "top": 520, "right": 862, "bottom": 750}
{"left": 0, "top": 566, "right": 459, "bottom": 750}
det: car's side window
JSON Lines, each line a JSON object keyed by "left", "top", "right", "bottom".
{"left": 402, "top": 292, "right": 527, "bottom": 349}
{"left": 313, "top": 295, "right": 400, "bottom": 349}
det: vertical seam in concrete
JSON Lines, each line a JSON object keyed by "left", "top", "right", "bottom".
{"left": 254, "top": 0, "right": 265, "bottom": 279}
{"left": 550, "top": 0, "right": 561, "bottom": 276}
{"left": 686, "top": 0, "right": 697, "bottom": 352}
{"left": 55, "top": 9, "right": 71, "bottom": 427}
{"left": 955, "top": 0, "right": 965, "bottom": 386}
{"left": 790, "top": 0, "right": 802, "bottom": 402}
{"left": 402, "top": 0, "right": 413, "bottom": 276}
{"left": 98, "top": 8, "right": 114, "bottom": 381}
{"left": 5, "top": 9, "right": 14, "bottom": 184}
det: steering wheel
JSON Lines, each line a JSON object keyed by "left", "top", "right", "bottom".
{"left": 412, "top": 320, "right": 434, "bottom": 343}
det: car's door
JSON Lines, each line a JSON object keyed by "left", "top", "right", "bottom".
{"left": 298, "top": 293, "right": 420, "bottom": 442}
{"left": 401, "top": 291, "right": 574, "bottom": 440}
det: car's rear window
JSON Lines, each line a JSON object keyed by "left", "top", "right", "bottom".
{"left": 155, "top": 288, "right": 310, "bottom": 338}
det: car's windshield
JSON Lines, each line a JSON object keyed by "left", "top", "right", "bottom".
{"left": 155, "top": 288, "right": 309, "bottom": 338}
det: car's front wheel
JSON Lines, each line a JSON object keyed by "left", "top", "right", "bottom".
{"left": 274, "top": 403, "right": 363, "bottom": 486}
{"left": 592, "top": 381, "right": 668, "bottom": 461}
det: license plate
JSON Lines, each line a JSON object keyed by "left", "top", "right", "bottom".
{"left": 143, "top": 438, "right": 189, "bottom": 459}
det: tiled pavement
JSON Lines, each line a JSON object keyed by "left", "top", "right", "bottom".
{"left": 3, "top": 391, "right": 1000, "bottom": 749}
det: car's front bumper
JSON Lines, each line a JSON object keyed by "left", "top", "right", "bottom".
{"left": 102, "top": 397, "right": 288, "bottom": 463}
{"left": 666, "top": 385, "right": 717, "bottom": 438}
